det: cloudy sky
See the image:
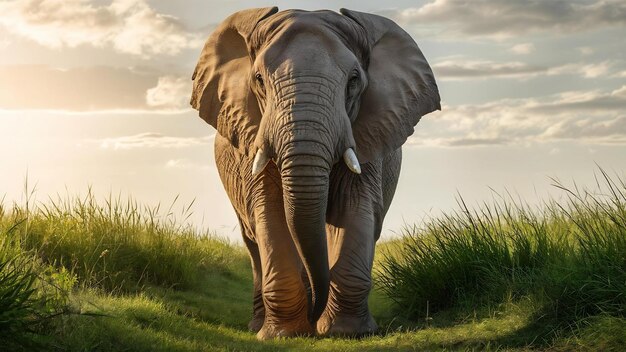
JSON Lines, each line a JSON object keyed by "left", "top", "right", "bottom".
{"left": 1, "top": 0, "right": 625, "bottom": 241}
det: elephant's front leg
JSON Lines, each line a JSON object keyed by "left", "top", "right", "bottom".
{"left": 317, "top": 163, "right": 385, "bottom": 337}
{"left": 317, "top": 220, "right": 378, "bottom": 336}
{"left": 253, "top": 171, "right": 312, "bottom": 340}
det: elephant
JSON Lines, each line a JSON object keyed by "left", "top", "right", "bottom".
{"left": 190, "top": 7, "right": 440, "bottom": 339}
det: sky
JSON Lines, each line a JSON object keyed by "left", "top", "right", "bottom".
{"left": 0, "top": 0, "right": 625, "bottom": 241}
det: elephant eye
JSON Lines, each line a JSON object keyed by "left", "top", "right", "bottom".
{"left": 345, "top": 72, "right": 361, "bottom": 117}
{"left": 348, "top": 75, "right": 359, "bottom": 90}
{"left": 346, "top": 73, "right": 360, "bottom": 100}
{"left": 255, "top": 73, "right": 264, "bottom": 88}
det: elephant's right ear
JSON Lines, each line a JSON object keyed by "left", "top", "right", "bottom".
{"left": 191, "top": 7, "right": 278, "bottom": 155}
{"left": 340, "top": 8, "right": 440, "bottom": 164}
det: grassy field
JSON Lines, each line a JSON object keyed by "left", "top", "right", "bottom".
{"left": 1, "top": 171, "right": 625, "bottom": 351}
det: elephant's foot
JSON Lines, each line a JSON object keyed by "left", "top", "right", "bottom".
{"left": 316, "top": 311, "right": 378, "bottom": 337}
{"left": 256, "top": 318, "right": 313, "bottom": 340}
{"left": 248, "top": 315, "right": 264, "bottom": 333}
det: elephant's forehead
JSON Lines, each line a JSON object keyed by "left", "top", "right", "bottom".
{"left": 255, "top": 10, "right": 347, "bottom": 36}
{"left": 251, "top": 9, "right": 367, "bottom": 64}
{"left": 250, "top": 10, "right": 368, "bottom": 78}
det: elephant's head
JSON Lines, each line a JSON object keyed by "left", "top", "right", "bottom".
{"left": 191, "top": 7, "right": 440, "bottom": 325}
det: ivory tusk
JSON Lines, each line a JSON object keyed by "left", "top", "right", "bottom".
{"left": 343, "top": 148, "right": 361, "bottom": 174}
{"left": 252, "top": 148, "right": 270, "bottom": 176}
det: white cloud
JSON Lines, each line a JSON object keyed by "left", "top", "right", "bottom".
{"left": 166, "top": 159, "right": 182, "bottom": 167}
{"left": 433, "top": 59, "right": 543, "bottom": 80}
{"left": 578, "top": 46, "right": 594, "bottom": 55}
{"left": 411, "top": 86, "right": 626, "bottom": 147}
{"left": 0, "top": 0, "right": 202, "bottom": 57}
{"left": 510, "top": 43, "right": 535, "bottom": 55}
{"left": 146, "top": 76, "right": 190, "bottom": 109}
{"left": 433, "top": 59, "right": 615, "bottom": 80}
{"left": 391, "top": 0, "right": 626, "bottom": 39}
{"left": 615, "top": 70, "right": 626, "bottom": 78}
{"left": 579, "top": 61, "right": 611, "bottom": 78}
{"left": 165, "top": 159, "right": 210, "bottom": 170}
{"left": 611, "top": 85, "right": 626, "bottom": 97}
{"left": 0, "top": 65, "right": 194, "bottom": 113}
{"left": 547, "top": 61, "right": 616, "bottom": 78}
{"left": 98, "top": 132, "right": 214, "bottom": 150}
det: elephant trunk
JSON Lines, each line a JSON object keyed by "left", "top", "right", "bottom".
{"left": 267, "top": 105, "right": 333, "bottom": 324}
{"left": 278, "top": 140, "right": 330, "bottom": 324}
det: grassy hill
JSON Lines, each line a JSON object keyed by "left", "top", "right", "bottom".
{"left": 1, "top": 171, "right": 625, "bottom": 351}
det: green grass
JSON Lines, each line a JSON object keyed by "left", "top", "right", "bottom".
{"left": 17, "top": 189, "right": 241, "bottom": 293}
{"left": 0, "top": 204, "right": 74, "bottom": 350}
{"left": 378, "top": 169, "right": 626, "bottom": 329}
{"left": 1, "top": 169, "right": 625, "bottom": 351}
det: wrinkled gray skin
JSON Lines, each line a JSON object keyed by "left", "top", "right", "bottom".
{"left": 190, "top": 7, "right": 440, "bottom": 340}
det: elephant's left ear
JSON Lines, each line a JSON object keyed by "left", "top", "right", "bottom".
{"left": 190, "top": 7, "right": 278, "bottom": 156}
{"left": 340, "top": 8, "right": 440, "bottom": 163}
